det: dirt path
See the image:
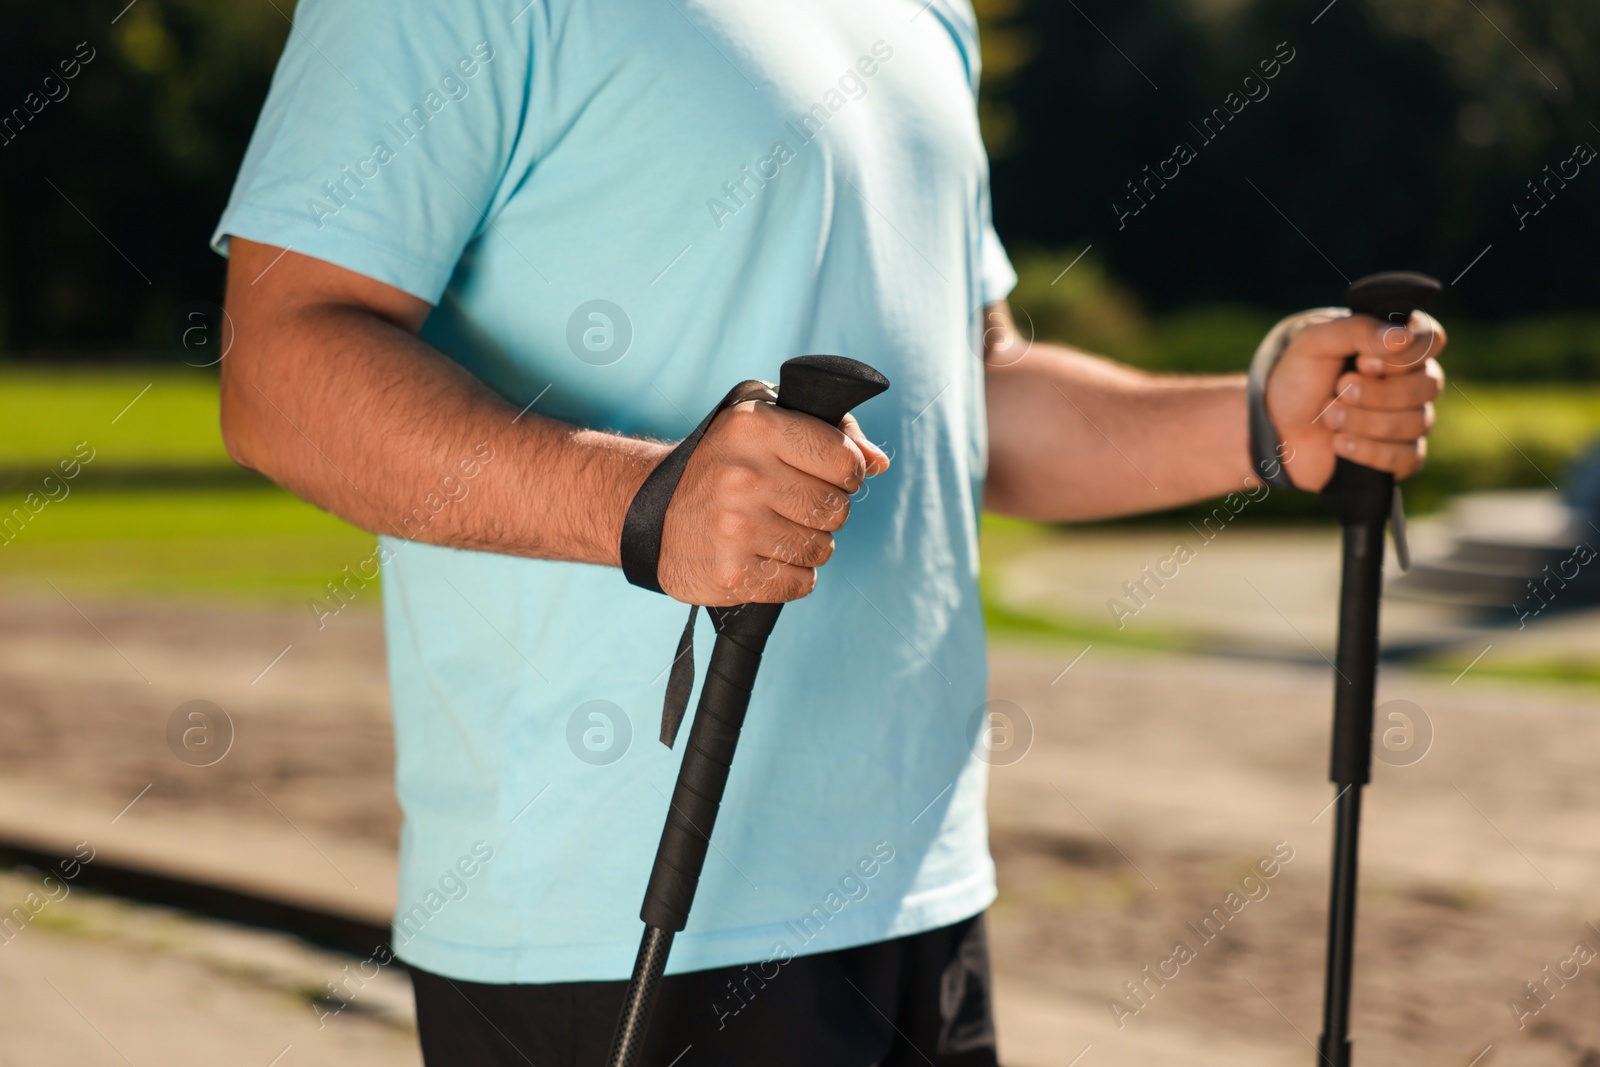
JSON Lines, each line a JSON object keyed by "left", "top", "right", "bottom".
{"left": 984, "top": 642, "right": 1600, "bottom": 1067}
{"left": 0, "top": 869, "right": 417, "bottom": 1067}
{"left": 4, "top": 595, "right": 1599, "bottom": 1065}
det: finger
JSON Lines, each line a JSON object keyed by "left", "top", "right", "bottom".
{"left": 1332, "top": 432, "right": 1427, "bottom": 478}
{"left": 1352, "top": 310, "right": 1446, "bottom": 376}
{"left": 1290, "top": 311, "right": 1445, "bottom": 376}
{"left": 770, "top": 407, "right": 868, "bottom": 491}
{"left": 758, "top": 516, "right": 836, "bottom": 568}
{"left": 1323, "top": 402, "right": 1433, "bottom": 443}
{"left": 701, "top": 552, "right": 816, "bottom": 605}
{"left": 839, "top": 413, "right": 890, "bottom": 476}
{"left": 1283, "top": 312, "right": 1364, "bottom": 367}
{"left": 739, "top": 558, "right": 816, "bottom": 605}
{"left": 1334, "top": 361, "right": 1443, "bottom": 411}
{"left": 767, "top": 472, "right": 852, "bottom": 532}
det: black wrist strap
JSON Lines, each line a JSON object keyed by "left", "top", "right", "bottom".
{"left": 620, "top": 378, "right": 776, "bottom": 747}
{"left": 1247, "top": 308, "right": 1347, "bottom": 490}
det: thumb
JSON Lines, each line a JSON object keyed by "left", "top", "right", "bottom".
{"left": 839, "top": 413, "right": 890, "bottom": 476}
{"left": 1287, "top": 309, "right": 1440, "bottom": 377}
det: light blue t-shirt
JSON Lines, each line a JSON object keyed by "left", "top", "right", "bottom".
{"left": 214, "top": 0, "right": 1016, "bottom": 983}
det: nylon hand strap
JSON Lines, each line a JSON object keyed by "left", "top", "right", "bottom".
{"left": 1247, "top": 307, "right": 1348, "bottom": 490}
{"left": 620, "top": 379, "right": 777, "bottom": 747}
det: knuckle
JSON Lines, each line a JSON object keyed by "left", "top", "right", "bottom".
{"left": 712, "top": 558, "right": 745, "bottom": 594}
{"left": 711, "top": 508, "right": 750, "bottom": 543}
{"left": 712, "top": 405, "right": 754, "bottom": 444}
{"left": 714, "top": 462, "right": 760, "bottom": 496}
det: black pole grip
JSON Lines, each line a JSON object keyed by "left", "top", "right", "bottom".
{"left": 638, "top": 355, "right": 889, "bottom": 932}
{"left": 774, "top": 353, "right": 892, "bottom": 425}
{"left": 639, "top": 612, "right": 772, "bottom": 930}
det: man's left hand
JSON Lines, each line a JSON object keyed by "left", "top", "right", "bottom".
{"left": 1266, "top": 309, "right": 1447, "bottom": 491}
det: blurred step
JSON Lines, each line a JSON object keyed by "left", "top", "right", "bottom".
{"left": 1390, "top": 491, "right": 1600, "bottom": 610}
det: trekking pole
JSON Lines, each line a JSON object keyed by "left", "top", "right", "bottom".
{"left": 606, "top": 355, "right": 890, "bottom": 1067}
{"left": 1314, "top": 271, "right": 1440, "bottom": 1067}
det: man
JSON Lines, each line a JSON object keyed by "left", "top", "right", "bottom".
{"left": 214, "top": 1, "right": 1445, "bottom": 1064}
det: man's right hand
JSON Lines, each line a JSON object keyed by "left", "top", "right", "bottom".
{"left": 220, "top": 240, "right": 887, "bottom": 597}
{"left": 656, "top": 399, "right": 889, "bottom": 606}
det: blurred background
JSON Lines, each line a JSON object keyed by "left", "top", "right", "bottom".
{"left": 2, "top": 0, "right": 1598, "bottom": 1064}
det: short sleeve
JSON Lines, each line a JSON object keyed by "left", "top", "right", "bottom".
{"left": 977, "top": 173, "right": 1016, "bottom": 305}
{"left": 210, "top": 0, "right": 530, "bottom": 303}
{"left": 979, "top": 218, "right": 1016, "bottom": 306}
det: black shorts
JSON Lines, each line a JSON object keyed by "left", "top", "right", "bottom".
{"left": 408, "top": 913, "right": 1000, "bottom": 1067}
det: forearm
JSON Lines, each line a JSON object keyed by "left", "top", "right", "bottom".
{"left": 984, "top": 342, "right": 1253, "bottom": 522}
{"left": 220, "top": 301, "right": 667, "bottom": 566}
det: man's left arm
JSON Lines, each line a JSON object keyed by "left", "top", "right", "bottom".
{"left": 982, "top": 302, "right": 1446, "bottom": 522}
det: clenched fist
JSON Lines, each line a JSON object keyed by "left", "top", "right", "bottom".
{"left": 656, "top": 399, "right": 889, "bottom": 606}
{"left": 1266, "top": 309, "right": 1447, "bottom": 491}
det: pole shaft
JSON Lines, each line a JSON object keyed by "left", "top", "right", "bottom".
{"left": 1318, "top": 786, "right": 1363, "bottom": 1067}
{"left": 1328, "top": 522, "right": 1384, "bottom": 786}
{"left": 1316, "top": 519, "right": 1385, "bottom": 1066}
{"left": 607, "top": 925, "right": 674, "bottom": 1067}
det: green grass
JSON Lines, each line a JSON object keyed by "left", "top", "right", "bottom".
{"left": 0, "top": 366, "right": 231, "bottom": 472}
{"left": 0, "top": 486, "right": 375, "bottom": 601}
{"left": 977, "top": 513, "right": 1200, "bottom": 653}
{"left": 0, "top": 367, "right": 373, "bottom": 601}
{"left": 1, "top": 366, "right": 1597, "bottom": 611}
{"left": 1423, "top": 383, "right": 1600, "bottom": 493}
{"left": 1412, "top": 653, "right": 1600, "bottom": 687}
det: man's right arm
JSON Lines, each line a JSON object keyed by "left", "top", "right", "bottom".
{"left": 220, "top": 239, "right": 886, "bottom": 606}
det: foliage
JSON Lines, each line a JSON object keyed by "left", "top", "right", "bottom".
{"left": 981, "top": 0, "right": 1599, "bottom": 319}
{"left": 0, "top": 0, "right": 1596, "bottom": 356}
{"left": 1009, "top": 248, "right": 1600, "bottom": 383}
{"left": 0, "top": 0, "right": 289, "bottom": 352}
